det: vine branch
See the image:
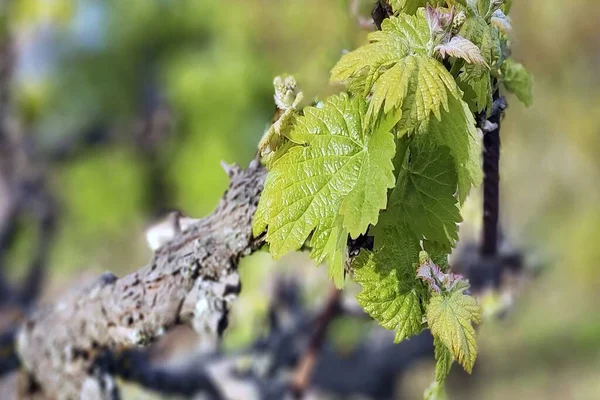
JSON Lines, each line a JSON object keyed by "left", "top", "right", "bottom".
{"left": 291, "top": 287, "right": 342, "bottom": 398}
{"left": 480, "top": 92, "right": 507, "bottom": 257}
{"left": 16, "top": 161, "right": 266, "bottom": 399}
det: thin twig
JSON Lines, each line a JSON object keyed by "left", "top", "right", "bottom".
{"left": 290, "top": 287, "right": 342, "bottom": 398}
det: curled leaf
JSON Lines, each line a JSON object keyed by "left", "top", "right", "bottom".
{"left": 416, "top": 254, "right": 467, "bottom": 294}
{"left": 426, "top": 4, "right": 453, "bottom": 35}
{"left": 435, "top": 36, "right": 489, "bottom": 67}
{"left": 491, "top": 9, "right": 512, "bottom": 33}
{"left": 501, "top": 58, "right": 533, "bottom": 107}
{"left": 258, "top": 76, "right": 303, "bottom": 162}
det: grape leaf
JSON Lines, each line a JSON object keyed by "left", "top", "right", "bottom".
{"left": 427, "top": 289, "right": 482, "bottom": 373}
{"left": 427, "top": 335, "right": 454, "bottom": 400}
{"left": 389, "top": 0, "right": 441, "bottom": 15}
{"left": 310, "top": 215, "right": 348, "bottom": 288}
{"left": 434, "top": 336, "right": 454, "bottom": 383}
{"left": 368, "top": 54, "right": 461, "bottom": 136}
{"left": 436, "top": 36, "right": 488, "bottom": 66}
{"left": 378, "top": 136, "right": 462, "bottom": 249}
{"left": 340, "top": 110, "right": 400, "bottom": 238}
{"left": 501, "top": 58, "right": 533, "bottom": 107}
{"left": 423, "top": 241, "right": 449, "bottom": 271}
{"left": 475, "top": 0, "right": 491, "bottom": 15}
{"left": 253, "top": 93, "right": 397, "bottom": 287}
{"left": 331, "top": 12, "right": 461, "bottom": 132}
{"left": 457, "top": 16, "right": 495, "bottom": 113}
{"left": 417, "top": 95, "right": 482, "bottom": 203}
{"left": 417, "top": 259, "right": 465, "bottom": 294}
{"left": 491, "top": 9, "right": 512, "bottom": 34}
{"left": 445, "top": 0, "right": 469, "bottom": 9}
{"left": 330, "top": 16, "right": 415, "bottom": 94}
{"left": 353, "top": 224, "right": 424, "bottom": 343}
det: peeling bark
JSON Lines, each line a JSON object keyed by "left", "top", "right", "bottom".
{"left": 16, "top": 160, "right": 266, "bottom": 399}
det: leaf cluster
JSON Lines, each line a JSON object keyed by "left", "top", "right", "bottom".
{"left": 253, "top": 1, "right": 531, "bottom": 397}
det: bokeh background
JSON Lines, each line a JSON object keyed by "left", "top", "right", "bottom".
{"left": 1, "top": 0, "right": 599, "bottom": 399}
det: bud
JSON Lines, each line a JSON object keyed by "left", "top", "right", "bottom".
{"left": 452, "top": 11, "right": 466, "bottom": 34}
{"left": 273, "top": 75, "right": 299, "bottom": 110}
{"left": 419, "top": 250, "right": 431, "bottom": 266}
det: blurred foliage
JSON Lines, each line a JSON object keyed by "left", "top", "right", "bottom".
{"left": 2, "top": 0, "right": 600, "bottom": 399}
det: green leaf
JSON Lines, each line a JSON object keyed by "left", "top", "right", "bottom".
{"left": 457, "top": 16, "right": 495, "bottom": 112}
{"left": 254, "top": 93, "right": 397, "bottom": 286}
{"left": 331, "top": 12, "right": 461, "bottom": 132}
{"left": 368, "top": 55, "right": 461, "bottom": 136}
{"left": 258, "top": 76, "right": 304, "bottom": 166}
{"left": 501, "top": 58, "right": 533, "bottom": 107}
{"left": 378, "top": 136, "right": 462, "bottom": 249}
{"left": 330, "top": 15, "right": 417, "bottom": 91}
{"left": 446, "top": 0, "right": 469, "bottom": 9}
{"left": 389, "top": 0, "right": 434, "bottom": 15}
{"left": 476, "top": 0, "right": 491, "bottom": 16}
{"left": 427, "top": 290, "right": 482, "bottom": 373}
{"left": 423, "top": 241, "right": 449, "bottom": 271}
{"left": 354, "top": 224, "right": 424, "bottom": 342}
{"left": 503, "top": 0, "right": 513, "bottom": 14}
{"left": 311, "top": 215, "right": 348, "bottom": 288}
{"left": 491, "top": 9, "right": 512, "bottom": 34}
{"left": 418, "top": 95, "right": 482, "bottom": 203}
{"left": 434, "top": 336, "right": 454, "bottom": 383}
{"left": 340, "top": 110, "right": 399, "bottom": 238}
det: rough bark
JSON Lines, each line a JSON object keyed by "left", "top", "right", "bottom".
{"left": 16, "top": 160, "right": 266, "bottom": 399}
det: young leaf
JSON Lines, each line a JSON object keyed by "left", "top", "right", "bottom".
{"left": 311, "top": 215, "right": 348, "bottom": 288}
{"left": 491, "top": 9, "right": 512, "bottom": 33}
{"left": 340, "top": 110, "right": 400, "bottom": 238}
{"left": 253, "top": 93, "right": 397, "bottom": 286}
{"left": 378, "top": 136, "right": 462, "bottom": 249}
{"left": 258, "top": 76, "right": 304, "bottom": 166}
{"left": 457, "top": 16, "right": 495, "bottom": 112}
{"left": 353, "top": 225, "right": 424, "bottom": 342}
{"left": 423, "top": 241, "right": 450, "bottom": 271}
{"left": 331, "top": 12, "right": 462, "bottom": 131}
{"left": 427, "top": 333, "right": 455, "bottom": 400}
{"left": 368, "top": 54, "right": 461, "bottom": 136}
{"left": 417, "top": 259, "right": 465, "bottom": 294}
{"left": 434, "top": 336, "right": 454, "bottom": 383}
{"left": 390, "top": 0, "right": 441, "bottom": 15}
{"left": 417, "top": 95, "right": 482, "bottom": 203}
{"left": 446, "top": 0, "right": 469, "bottom": 10}
{"left": 501, "top": 58, "right": 533, "bottom": 107}
{"left": 436, "top": 36, "right": 488, "bottom": 67}
{"left": 330, "top": 11, "right": 432, "bottom": 93}
{"left": 475, "top": 0, "right": 491, "bottom": 16}
{"left": 427, "top": 289, "right": 482, "bottom": 373}
{"left": 425, "top": 4, "right": 454, "bottom": 35}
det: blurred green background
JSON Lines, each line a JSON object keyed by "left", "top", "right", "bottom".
{"left": 2, "top": 0, "right": 599, "bottom": 399}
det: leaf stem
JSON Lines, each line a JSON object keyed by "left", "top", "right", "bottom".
{"left": 449, "top": 58, "right": 465, "bottom": 77}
